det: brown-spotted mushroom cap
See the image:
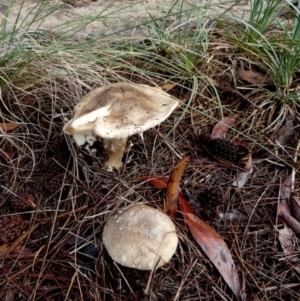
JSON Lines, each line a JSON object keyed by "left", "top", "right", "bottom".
{"left": 102, "top": 204, "right": 178, "bottom": 270}
{"left": 63, "top": 82, "right": 178, "bottom": 170}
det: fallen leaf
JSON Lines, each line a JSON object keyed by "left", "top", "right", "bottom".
{"left": 166, "top": 157, "right": 189, "bottom": 216}
{"left": 237, "top": 68, "right": 274, "bottom": 85}
{"left": 211, "top": 116, "right": 236, "bottom": 140}
{"left": 290, "top": 196, "right": 300, "bottom": 222}
{"left": 159, "top": 83, "right": 176, "bottom": 91}
{"left": 278, "top": 211, "right": 300, "bottom": 237}
{"left": 0, "top": 122, "right": 19, "bottom": 132}
{"left": 277, "top": 175, "right": 300, "bottom": 272}
{"left": 277, "top": 226, "right": 300, "bottom": 270}
{"left": 183, "top": 211, "right": 245, "bottom": 300}
{"left": 279, "top": 174, "right": 292, "bottom": 200}
{"left": 178, "top": 193, "right": 244, "bottom": 299}
{"left": 211, "top": 79, "right": 245, "bottom": 98}
{"left": 271, "top": 114, "right": 294, "bottom": 146}
{"left": 136, "top": 176, "right": 169, "bottom": 189}
{"left": 232, "top": 154, "right": 253, "bottom": 188}
{"left": 178, "top": 192, "right": 194, "bottom": 214}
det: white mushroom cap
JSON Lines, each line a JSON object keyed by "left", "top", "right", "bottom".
{"left": 102, "top": 204, "right": 178, "bottom": 270}
{"left": 63, "top": 82, "right": 178, "bottom": 141}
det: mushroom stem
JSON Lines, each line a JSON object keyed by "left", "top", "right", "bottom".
{"left": 103, "top": 138, "right": 128, "bottom": 171}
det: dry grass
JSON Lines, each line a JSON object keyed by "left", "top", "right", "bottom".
{"left": 1, "top": 2, "right": 300, "bottom": 300}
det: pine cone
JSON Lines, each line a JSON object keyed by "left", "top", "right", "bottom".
{"left": 209, "top": 138, "right": 239, "bottom": 164}
{"left": 199, "top": 186, "right": 224, "bottom": 207}
{"left": 10, "top": 192, "right": 36, "bottom": 210}
{"left": 45, "top": 135, "right": 71, "bottom": 172}
{"left": 0, "top": 215, "right": 26, "bottom": 243}
{"left": 52, "top": 135, "right": 70, "bottom": 155}
{"left": 45, "top": 153, "right": 70, "bottom": 173}
{"left": 199, "top": 132, "right": 239, "bottom": 164}
{"left": 47, "top": 173, "right": 70, "bottom": 194}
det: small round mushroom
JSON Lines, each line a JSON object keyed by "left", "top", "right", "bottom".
{"left": 102, "top": 204, "right": 178, "bottom": 270}
{"left": 63, "top": 82, "right": 178, "bottom": 171}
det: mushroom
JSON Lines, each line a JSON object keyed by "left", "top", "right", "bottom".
{"left": 63, "top": 82, "right": 178, "bottom": 170}
{"left": 102, "top": 204, "right": 178, "bottom": 270}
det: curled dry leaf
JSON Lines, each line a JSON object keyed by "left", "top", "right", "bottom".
{"left": 279, "top": 174, "right": 292, "bottom": 200}
{"left": 211, "top": 116, "right": 236, "bottom": 140}
{"left": 0, "top": 122, "right": 19, "bottom": 132}
{"left": 219, "top": 207, "right": 262, "bottom": 224}
{"left": 237, "top": 68, "right": 274, "bottom": 85}
{"left": 210, "top": 79, "right": 245, "bottom": 98}
{"left": 232, "top": 154, "right": 253, "bottom": 188}
{"left": 277, "top": 174, "right": 300, "bottom": 272}
{"left": 278, "top": 227, "right": 299, "bottom": 266}
{"left": 166, "top": 157, "right": 190, "bottom": 216}
{"left": 290, "top": 196, "right": 300, "bottom": 222}
{"left": 271, "top": 114, "right": 294, "bottom": 146}
{"left": 279, "top": 212, "right": 300, "bottom": 237}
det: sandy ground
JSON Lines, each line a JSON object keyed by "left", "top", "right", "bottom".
{"left": 0, "top": 0, "right": 251, "bottom": 38}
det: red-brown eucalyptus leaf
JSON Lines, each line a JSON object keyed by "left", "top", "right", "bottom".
{"left": 166, "top": 157, "right": 189, "bottom": 216}
{"left": 211, "top": 116, "right": 236, "bottom": 140}
{"left": 178, "top": 192, "right": 193, "bottom": 214}
{"left": 135, "top": 176, "right": 169, "bottom": 189}
{"left": 184, "top": 213, "right": 244, "bottom": 300}
{"left": 178, "top": 193, "right": 244, "bottom": 300}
